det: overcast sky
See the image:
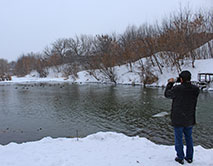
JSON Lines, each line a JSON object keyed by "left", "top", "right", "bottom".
{"left": 0, "top": 0, "right": 212, "bottom": 62}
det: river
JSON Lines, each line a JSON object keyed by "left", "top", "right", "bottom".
{"left": 0, "top": 83, "right": 212, "bottom": 148}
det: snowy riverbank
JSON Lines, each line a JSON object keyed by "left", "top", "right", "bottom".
{"left": 3, "top": 58, "right": 213, "bottom": 89}
{"left": 0, "top": 132, "right": 212, "bottom": 166}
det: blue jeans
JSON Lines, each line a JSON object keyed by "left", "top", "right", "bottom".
{"left": 174, "top": 127, "right": 193, "bottom": 160}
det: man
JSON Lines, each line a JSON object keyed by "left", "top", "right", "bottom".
{"left": 164, "top": 70, "right": 200, "bottom": 165}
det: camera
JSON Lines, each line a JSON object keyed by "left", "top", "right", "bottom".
{"left": 176, "top": 77, "right": 181, "bottom": 83}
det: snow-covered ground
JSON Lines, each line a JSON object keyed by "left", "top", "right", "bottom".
{"left": 6, "top": 58, "right": 213, "bottom": 89}
{"left": 0, "top": 132, "right": 212, "bottom": 166}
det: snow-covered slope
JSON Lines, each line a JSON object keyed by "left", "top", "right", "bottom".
{"left": 8, "top": 58, "right": 213, "bottom": 88}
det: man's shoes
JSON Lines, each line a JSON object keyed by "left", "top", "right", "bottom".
{"left": 175, "top": 157, "right": 184, "bottom": 165}
{"left": 184, "top": 157, "right": 193, "bottom": 163}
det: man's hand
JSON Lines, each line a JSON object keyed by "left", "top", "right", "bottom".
{"left": 168, "top": 78, "right": 175, "bottom": 83}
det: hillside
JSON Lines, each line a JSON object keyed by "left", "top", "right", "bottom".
{"left": 8, "top": 58, "right": 213, "bottom": 89}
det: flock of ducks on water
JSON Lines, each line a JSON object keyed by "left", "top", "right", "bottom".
{"left": 0, "top": 127, "right": 43, "bottom": 134}
{"left": 13, "top": 83, "right": 67, "bottom": 90}
{"left": 0, "top": 83, "right": 68, "bottom": 135}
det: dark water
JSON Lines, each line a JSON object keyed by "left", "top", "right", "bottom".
{"left": 0, "top": 83, "right": 212, "bottom": 148}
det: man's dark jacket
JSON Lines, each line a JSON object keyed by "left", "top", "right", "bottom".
{"left": 164, "top": 82, "right": 200, "bottom": 127}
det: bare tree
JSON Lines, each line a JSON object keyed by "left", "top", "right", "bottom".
{"left": 0, "top": 59, "right": 9, "bottom": 75}
{"left": 87, "top": 34, "right": 120, "bottom": 84}
{"left": 137, "top": 58, "right": 158, "bottom": 87}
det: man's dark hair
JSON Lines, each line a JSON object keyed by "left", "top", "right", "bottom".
{"left": 179, "top": 70, "right": 191, "bottom": 82}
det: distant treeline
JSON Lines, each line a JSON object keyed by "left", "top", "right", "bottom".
{"left": 1, "top": 8, "right": 213, "bottom": 84}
